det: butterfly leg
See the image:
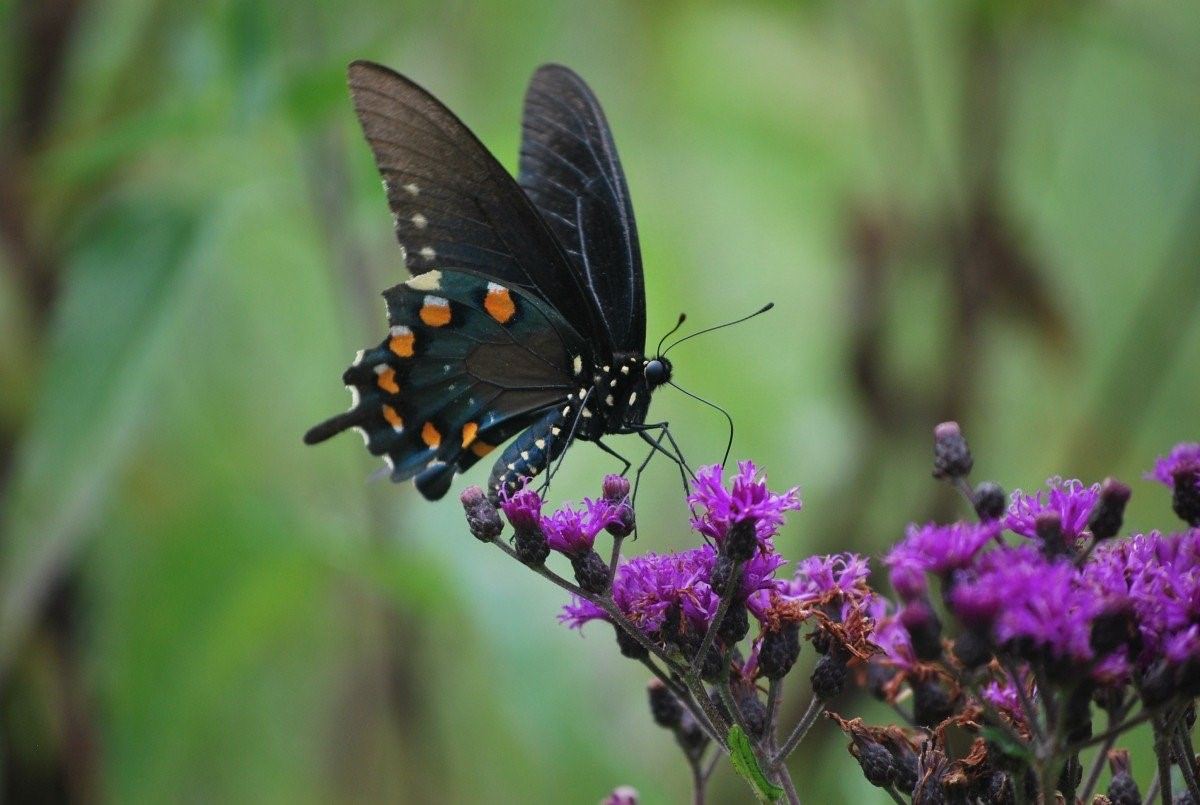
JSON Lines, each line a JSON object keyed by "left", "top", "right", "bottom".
{"left": 630, "top": 423, "right": 694, "bottom": 510}
{"left": 593, "top": 438, "right": 632, "bottom": 476}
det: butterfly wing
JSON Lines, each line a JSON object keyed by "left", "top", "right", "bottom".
{"left": 347, "top": 60, "right": 612, "bottom": 355}
{"left": 518, "top": 64, "right": 646, "bottom": 353}
{"left": 304, "top": 270, "right": 587, "bottom": 499}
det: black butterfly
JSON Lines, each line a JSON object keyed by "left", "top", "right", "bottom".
{"left": 304, "top": 61, "right": 684, "bottom": 501}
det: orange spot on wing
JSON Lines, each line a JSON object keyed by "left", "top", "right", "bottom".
{"left": 375, "top": 367, "right": 400, "bottom": 394}
{"left": 470, "top": 440, "right": 495, "bottom": 457}
{"left": 485, "top": 285, "right": 516, "bottom": 323}
{"left": 389, "top": 328, "right": 414, "bottom": 357}
{"left": 421, "top": 421, "right": 441, "bottom": 449}
{"left": 461, "top": 422, "right": 479, "bottom": 448}
{"left": 381, "top": 405, "right": 404, "bottom": 431}
{"left": 419, "top": 298, "right": 451, "bottom": 327}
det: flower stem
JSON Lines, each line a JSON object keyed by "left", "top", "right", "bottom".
{"left": 689, "top": 751, "right": 707, "bottom": 805}
{"left": 1153, "top": 715, "right": 1174, "bottom": 805}
{"left": 1069, "top": 707, "right": 1152, "bottom": 752}
{"left": 773, "top": 696, "right": 824, "bottom": 765}
{"left": 1079, "top": 702, "right": 1125, "bottom": 802}
{"left": 688, "top": 559, "right": 744, "bottom": 678}
{"left": 765, "top": 678, "right": 782, "bottom": 749}
{"left": 1174, "top": 730, "right": 1200, "bottom": 803}
{"left": 608, "top": 533, "right": 625, "bottom": 577}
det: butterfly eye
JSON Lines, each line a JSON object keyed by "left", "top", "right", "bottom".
{"left": 644, "top": 359, "right": 670, "bottom": 387}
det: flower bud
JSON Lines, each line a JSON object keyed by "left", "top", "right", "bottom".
{"left": 1173, "top": 468, "right": 1200, "bottom": 527}
{"left": 461, "top": 485, "right": 503, "bottom": 541}
{"left": 932, "top": 421, "right": 973, "bottom": 480}
{"left": 571, "top": 550, "right": 612, "bottom": 595}
{"left": 601, "top": 785, "right": 638, "bottom": 805}
{"left": 972, "top": 481, "right": 1006, "bottom": 521}
{"left": 952, "top": 629, "right": 992, "bottom": 670}
{"left": 602, "top": 475, "right": 636, "bottom": 538}
{"left": 734, "top": 680, "right": 768, "bottom": 738}
{"left": 647, "top": 679, "right": 682, "bottom": 728}
{"left": 760, "top": 622, "right": 801, "bottom": 680}
{"left": 1106, "top": 749, "right": 1140, "bottom": 805}
{"left": 709, "top": 554, "right": 737, "bottom": 593}
{"left": 513, "top": 526, "right": 549, "bottom": 567}
{"left": 811, "top": 651, "right": 848, "bottom": 700}
{"left": 1088, "top": 478, "right": 1132, "bottom": 541}
{"left": 912, "top": 678, "right": 955, "bottom": 728}
{"left": 613, "top": 623, "right": 648, "bottom": 660}
{"left": 602, "top": 474, "right": 631, "bottom": 502}
{"left": 724, "top": 518, "right": 758, "bottom": 561}
{"left": 851, "top": 735, "right": 898, "bottom": 788}
{"left": 901, "top": 599, "right": 943, "bottom": 662}
{"left": 1034, "top": 511, "right": 1068, "bottom": 557}
{"left": 717, "top": 600, "right": 750, "bottom": 644}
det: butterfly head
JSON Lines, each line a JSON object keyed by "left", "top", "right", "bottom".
{"left": 643, "top": 357, "right": 673, "bottom": 388}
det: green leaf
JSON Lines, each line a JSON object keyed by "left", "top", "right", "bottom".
{"left": 727, "top": 725, "right": 784, "bottom": 802}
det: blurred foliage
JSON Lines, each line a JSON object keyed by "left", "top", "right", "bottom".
{"left": 2, "top": 0, "right": 1199, "bottom": 802}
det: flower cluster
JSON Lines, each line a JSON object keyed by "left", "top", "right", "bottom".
{"left": 456, "top": 425, "right": 1200, "bottom": 805}
{"left": 855, "top": 428, "right": 1200, "bottom": 804}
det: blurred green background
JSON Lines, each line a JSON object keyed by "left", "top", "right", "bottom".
{"left": 2, "top": 1, "right": 1199, "bottom": 802}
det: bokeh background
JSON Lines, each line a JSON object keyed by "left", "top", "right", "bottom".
{"left": 3, "top": 1, "right": 1199, "bottom": 802}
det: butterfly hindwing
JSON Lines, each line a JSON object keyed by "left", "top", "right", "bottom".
{"left": 304, "top": 270, "right": 588, "bottom": 498}
{"left": 347, "top": 61, "right": 613, "bottom": 354}
{"left": 519, "top": 64, "right": 646, "bottom": 353}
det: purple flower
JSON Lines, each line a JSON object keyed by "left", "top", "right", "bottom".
{"left": 1146, "top": 442, "right": 1200, "bottom": 488}
{"left": 1084, "top": 529, "right": 1200, "bottom": 669}
{"left": 559, "top": 597, "right": 608, "bottom": 629}
{"left": 541, "top": 498, "right": 622, "bottom": 555}
{"left": 746, "top": 553, "right": 868, "bottom": 624}
{"left": 1005, "top": 477, "right": 1100, "bottom": 542}
{"left": 885, "top": 521, "right": 1000, "bottom": 599}
{"left": 561, "top": 545, "right": 785, "bottom": 635}
{"left": 688, "top": 461, "right": 801, "bottom": 550}
{"left": 867, "top": 595, "right": 918, "bottom": 671}
{"left": 499, "top": 484, "right": 543, "bottom": 532}
{"left": 949, "top": 545, "right": 1101, "bottom": 666}
{"left": 785, "top": 553, "right": 871, "bottom": 605}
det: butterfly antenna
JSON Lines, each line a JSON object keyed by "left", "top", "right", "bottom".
{"left": 656, "top": 313, "right": 687, "bottom": 357}
{"left": 663, "top": 303, "right": 774, "bottom": 355}
{"left": 668, "top": 381, "right": 735, "bottom": 468}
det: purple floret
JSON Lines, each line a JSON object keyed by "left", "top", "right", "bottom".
{"left": 1005, "top": 477, "right": 1100, "bottom": 542}
{"left": 688, "top": 461, "right": 801, "bottom": 550}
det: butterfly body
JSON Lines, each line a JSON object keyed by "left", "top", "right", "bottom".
{"left": 305, "top": 61, "right": 674, "bottom": 501}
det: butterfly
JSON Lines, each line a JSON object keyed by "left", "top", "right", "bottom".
{"left": 304, "top": 61, "right": 685, "bottom": 502}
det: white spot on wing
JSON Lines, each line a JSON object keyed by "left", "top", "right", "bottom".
{"left": 424, "top": 294, "right": 449, "bottom": 308}
{"left": 373, "top": 364, "right": 389, "bottom": 376}
{"left": 411, "top": 213, "right": 428, "bottom": 229}
{"left": 404, "top": 183, "right": 419, "bottom": 196}
{"left": 419, "top": 246, "right": 436, "bottom": 260}
{"left": 629, "top": 392, "right": 638, "bottom": 404}
{"left": 573, "top": 355, "right": 582, "bottom": 375}
{"left": 535, "top": 439, "right": 546, "bottom": 450}
{"left": 390, "top": 324, "right": 412, "bottom": 337}
{"left": 353, "top": 426, "right": 369, "bottom": 446}
{"left": 405, "top": 270, "right": 442, "bottom": 291}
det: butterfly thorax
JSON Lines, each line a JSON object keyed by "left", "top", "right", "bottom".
{"left": 572, "top": 352, "right": 669, "bottom": 440}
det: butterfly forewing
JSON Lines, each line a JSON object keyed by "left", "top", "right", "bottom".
{"left": 347, "top": 61, "right": 612, "bottom": 355}
{"left": 519, "top": 64, "right": 645, "bottom": 353}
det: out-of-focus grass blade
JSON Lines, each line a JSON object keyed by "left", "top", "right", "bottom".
{"left": 0, "top": 199, "right": 209, "bottom": 676}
